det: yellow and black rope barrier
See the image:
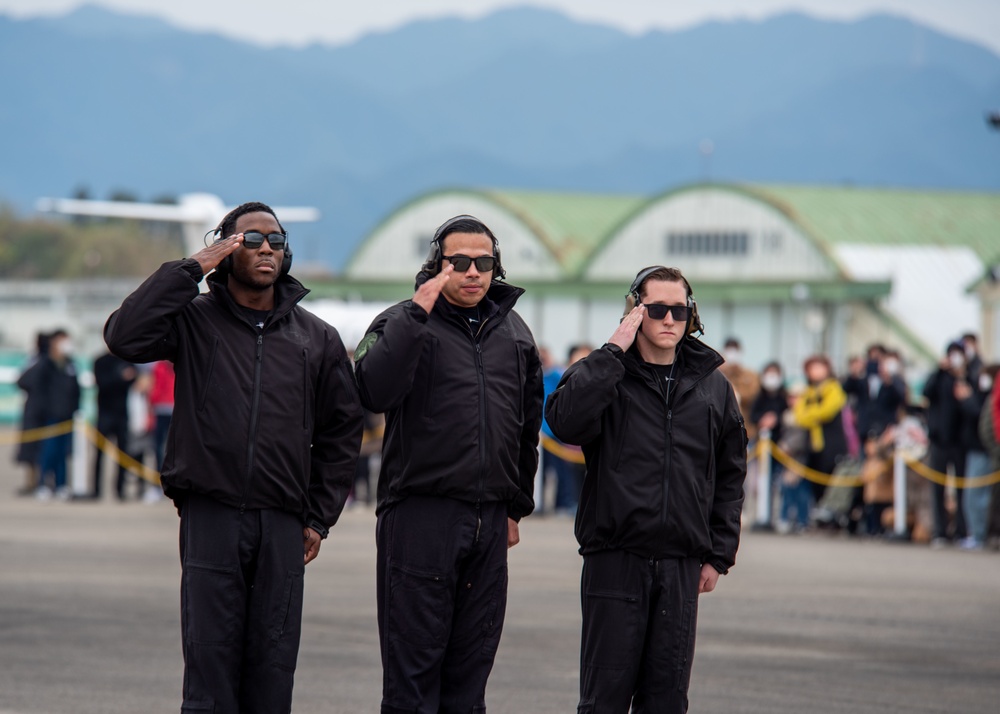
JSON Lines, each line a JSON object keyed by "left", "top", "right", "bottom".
{"left": 540, "top": 435, "right": 586, "bottom": 465}
{"left": 759, "top": 438, "right": 1000, "bottom": 489}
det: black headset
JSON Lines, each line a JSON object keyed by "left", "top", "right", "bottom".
{"left": 419, "top": 214, "right": 506, "bottom": 281}
{"left": 626, "top": 265, "right": 704, "bottom": 337}
{"left": 208, "top": 226, "right": 293, "bottom": 278}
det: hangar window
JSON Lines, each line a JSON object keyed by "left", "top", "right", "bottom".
{"left": 666, "top": 231, "right": 749, "bottom": 256}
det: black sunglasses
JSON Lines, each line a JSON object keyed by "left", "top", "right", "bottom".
{"left": 642, "top": 303, "right": 691, "bottom": 321}
{"left": 242, "top": 231, "right": 287, "bottom": 250}
{"left": 443, "top": 254, "right": 496, "bottom": 272}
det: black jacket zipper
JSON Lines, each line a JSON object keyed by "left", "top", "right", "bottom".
{"left": 240, "top": 330, "right": 265, "bottom": 512}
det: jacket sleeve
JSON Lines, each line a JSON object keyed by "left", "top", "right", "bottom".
{"left": 545, "top": 345, "right": 626, "bottom": 446}
{"left": 307, "top": 334, "right": 365, "bottom": 534}
{"left": 354, "top": 302, "right": 431, "bottom": 413}
{"left": 509, "top": 340, "right": 544, "bottom": 522}
{"left": 707, "top": 381, "right": 748, "bottom": 574}
{"left": 104, "top": 259, "right": 203, "bottom": 363}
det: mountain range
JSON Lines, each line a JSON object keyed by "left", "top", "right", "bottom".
{"left": 2, "top": 4, "right": 998, "bottom": 270}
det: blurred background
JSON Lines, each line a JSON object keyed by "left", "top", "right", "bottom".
{"left": 0, "top": 0, "right": 998, "bottom": 416}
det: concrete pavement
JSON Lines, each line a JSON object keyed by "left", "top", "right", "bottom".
{"left": 1, "top": 434, "right": 998, "bottom": 713}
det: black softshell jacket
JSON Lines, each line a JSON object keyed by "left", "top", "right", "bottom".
{"left": 545, "top": 340, "right": 748, "bottom": 573}
{"left": 354, "top": 283, "right": 543, "bottom": 520}
{"left": 104, "top": 259, "right": 364, "bottom": 533}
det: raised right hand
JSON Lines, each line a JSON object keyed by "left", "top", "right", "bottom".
{"left": 192, "top": 233, "right": 243, "bottom": 276}
{"left": 608, "top": 304, "right": 645, "bottom": 352}
{"left": 413, "top": 264, "right": 454, "bottom": 314}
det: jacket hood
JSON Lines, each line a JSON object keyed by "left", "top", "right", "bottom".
{"left": 206, "top": 269, "right": 310, "bottom": 322}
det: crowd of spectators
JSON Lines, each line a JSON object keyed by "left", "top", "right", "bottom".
{"left": 743, "top": 333, "right": 1000, "bottom": 550}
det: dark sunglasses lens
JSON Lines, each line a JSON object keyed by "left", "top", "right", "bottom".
{"left": 446, "top": 255, "right": 495, "bottom": 272}
{"left": 243, "top": 232, "right": 286, "bottom": 250}
{"left": 645, "top": 304, "right": 689, "bottom": 321}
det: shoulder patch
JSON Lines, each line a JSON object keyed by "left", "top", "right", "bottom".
{"left": 354, "top": 332, "right": 378, "bottom": 362}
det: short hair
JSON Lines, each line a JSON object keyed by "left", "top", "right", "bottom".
{"left": 762, "top": 360, "right": 783, "bottom": 374}
{"left": 962, "top": 333, "right": 978, "bottom": 344}
{"left": 217, "top": 201, "right": 285, "bottom": 240}
{"left": 724, "top": 337, "right": 741, "bottom": 350}
{"left": 803, "top": 354, "right": 835, "bottom": 378}
{"left": 635, "top": 266, "right": 691, "bottom": 300}
{"left": 436, "top": 216, "right": 497, "bottom": 250}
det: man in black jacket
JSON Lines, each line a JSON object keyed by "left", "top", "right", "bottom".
{"left": 89, "top": 350, "right": 137, "bottom": 500}
{"left": 546, "top": 266, "right": 747, "bottom": 714}
{"left": 354, "top": 215, "right": 544, "bottom": 714}
{"left": 105, "top": 201, "right": 364, "bottom": 714}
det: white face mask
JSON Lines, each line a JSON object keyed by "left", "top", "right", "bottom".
{"left": 948, "top": 352, "right": 965, "bottom": 370}
{"left": 724, "top": 348, "right": 741, "bottom": 365}
{"left": 761, "top": 372, "right": 782, "bottom": 391}
{"left": 883, "top": 358, "right": 900, "bottom": 376}
{"left": 965, "top": 345, "right": 976, "bottom": 359}
{"left": 980, "top": 374, "right": 993, "bottom": 393}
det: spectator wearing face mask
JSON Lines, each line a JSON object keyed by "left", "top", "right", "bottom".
{"left": 719, "top": 337, "right": 760, "bottom": 441}
{"left": 843, "top": 344, "right": 907, "bottom": 441}
{"left": 752, "top": 362, "right": 809, "bottom": 533}
{"left": 922, "top": 341, "right": 970, "bottom": 546}
{"left": 26, "top": 329, "right": 81, "bottom": 500}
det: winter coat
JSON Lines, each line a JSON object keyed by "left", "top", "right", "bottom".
{"left": 545, "top": 339, "right": 747, "bottom": 573}
{"left": 104, "top": 259, "right": 364, "bottom": 534}
{"left": 354, "top": 283, "right": 544, "bottom": 520}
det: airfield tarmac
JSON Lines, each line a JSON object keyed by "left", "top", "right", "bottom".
{"left": 1, "top": 435, "right": 998, "bottom": 714}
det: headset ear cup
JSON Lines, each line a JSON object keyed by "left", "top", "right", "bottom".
{"left": 687, "top": 297, "right": 704, "bottom": 336}
{"left": 281, "top": 243, "right": 292, "bottom": 276}
{"left": 422, "top": 241, "right": 442, "bottom": 277}
{"left": 493, "top": 244, "right": 505, "bottom": 280}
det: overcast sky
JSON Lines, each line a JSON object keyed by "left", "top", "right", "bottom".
{"left": 2, "top": 0, "right": 999, "bottom": 55}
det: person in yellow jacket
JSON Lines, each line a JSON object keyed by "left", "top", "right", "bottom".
{"left": 792, "top": 355, "right": 849, "bottom": 503}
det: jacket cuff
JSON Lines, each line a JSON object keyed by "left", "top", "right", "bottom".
{"left": 404, "top": 301, "right": 431, "bottom": 323}
{"left": 602, "top": 342, "right": 625, "bottom": 359}
{"left": 179, "top": 258, "right": 205, "bottom": 283}
{"left": 307, "top": 519, "right": 329, "bottom": 540}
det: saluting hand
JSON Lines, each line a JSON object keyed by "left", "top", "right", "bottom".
{"left": 412, "top": 264, "right": 455, "bottom": 314}
{"left": 192, "top": 233, "right": 243, "bottom": 276}
{"left": 608, "top": 304, "right": 645, "bottom": 353}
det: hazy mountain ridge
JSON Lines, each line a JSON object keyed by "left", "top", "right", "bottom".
{"left": 2, "top": 4, "right": 998, "bottom": 269}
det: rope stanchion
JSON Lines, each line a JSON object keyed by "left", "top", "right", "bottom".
{"left": 540, "top": 435, "right": 586, "bottom": 465}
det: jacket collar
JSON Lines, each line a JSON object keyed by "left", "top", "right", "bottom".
{"left": 433, "top": 280, "right": 525, "bottom": 325}
{"left": 623, "top": 336, "right": 724, "bottom": 394}
{"left": 206, "top": 270, "right": 310, "bottom": 326}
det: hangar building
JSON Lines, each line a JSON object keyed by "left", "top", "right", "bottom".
{"left": 322, "top": 183, "right": 1000, "bottom": 379}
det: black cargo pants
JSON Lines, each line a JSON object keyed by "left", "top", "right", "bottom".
{"left": 178, "top": 493, "right": 305, "bottom": 714}
{"left": 376, "top": 495, "right": 509, "bottom": 714}
{"left": 577, "top": 550, "right": 702, "bottom": 714}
